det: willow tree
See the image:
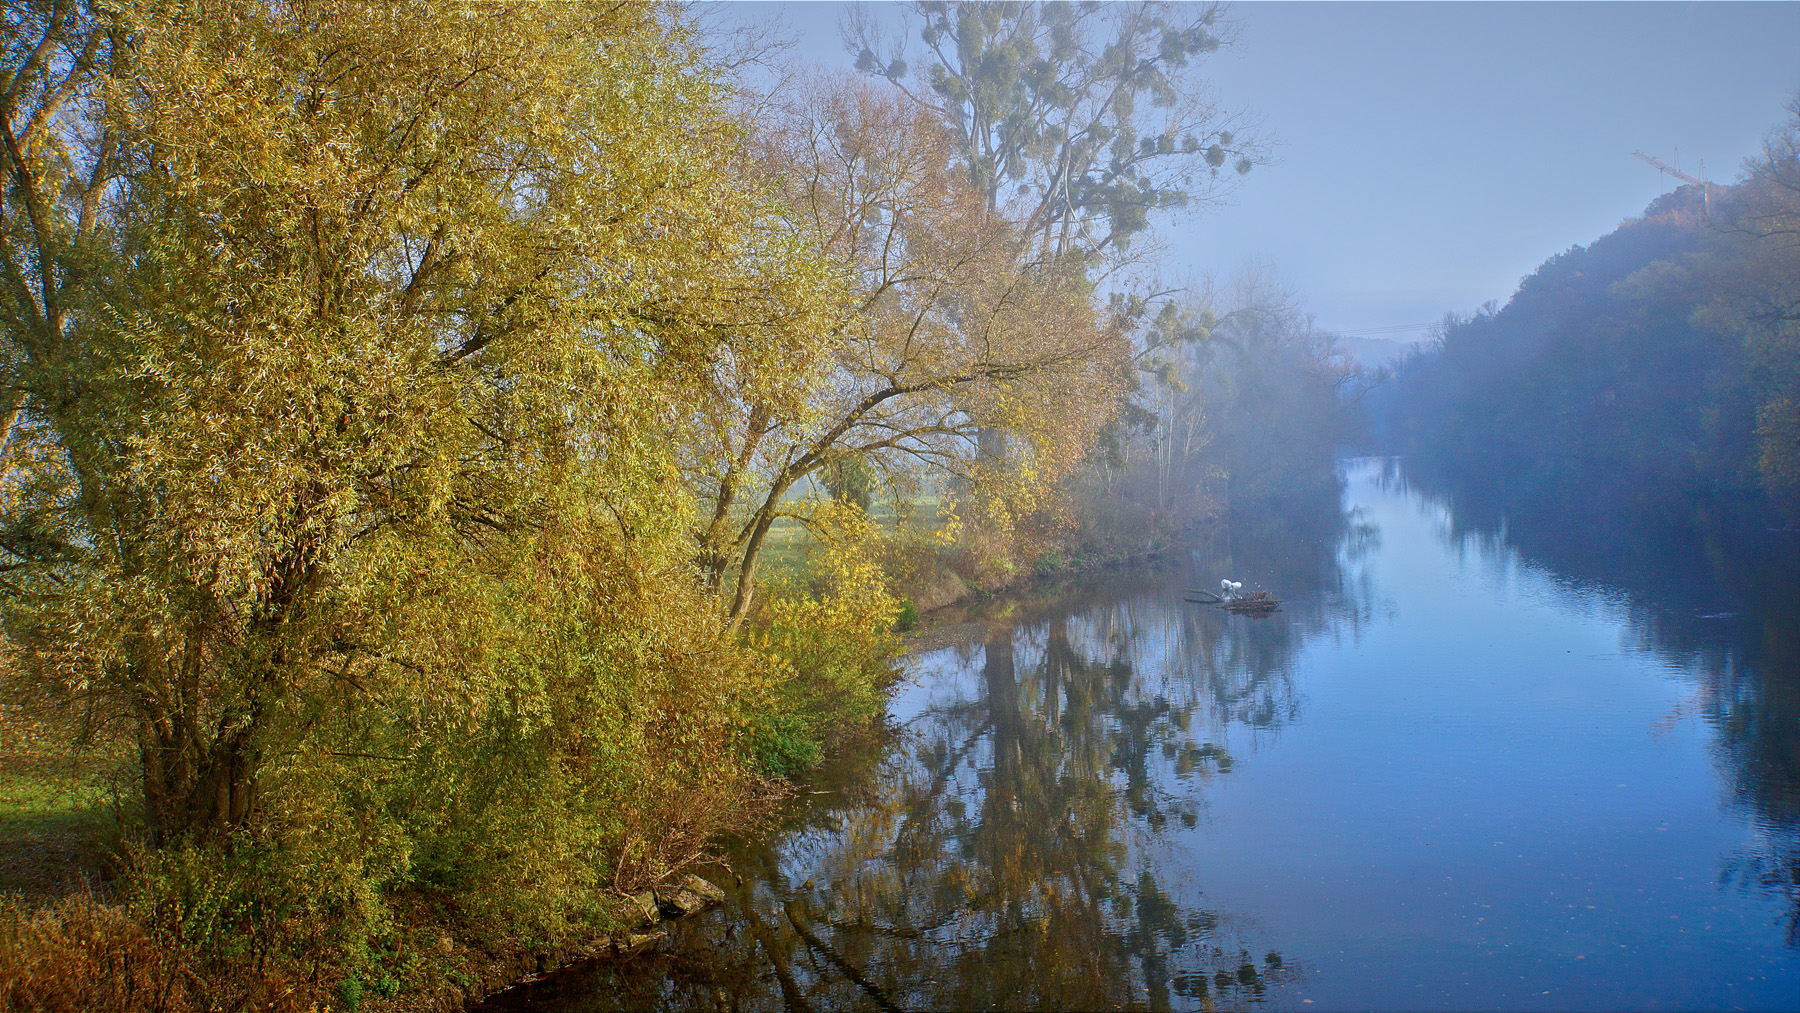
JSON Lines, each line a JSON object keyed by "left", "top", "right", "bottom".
{"left": 687, "top": 77, "right": 1131, "bottom": 620}
{"left": 845, "top": 2, "right": 1269, "bottom": 510}
{"left": 0, "top": 0, "right": 827, "bottom": 847}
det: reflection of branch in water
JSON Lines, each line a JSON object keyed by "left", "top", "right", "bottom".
{"left": 890, "top": 716, "right": 991, "bottom": 860}
{"left": 727, "top": 602, "right": 1313, "bottom": 1010}
{"left": 734, "top": 877, "right": 816, "bottom": 1013}
{"left": 1722, "top": 845, "right": 1800, "bottom": 948}
{"left": 819, "top": 914, "right": 928, "bottom": 939}
{"left": 785, "top": 900, "right": 904, "bottom": 1013}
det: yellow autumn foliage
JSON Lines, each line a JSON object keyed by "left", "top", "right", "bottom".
{"left": 0, "top": 1, "right": 837, "bottom": 1002}
{"left": 749, "top": 500, "right": 901, "bottom": 772}
{"left": 0, "top": 0, "right": 1156, "bottom": 1007}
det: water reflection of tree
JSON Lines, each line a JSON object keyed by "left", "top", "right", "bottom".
{"left": 734, "top": 617, "right": 1293, "bottom": 1012}
{"left": 501, "top": 620, "right": 1296, "bottom": 1012}
{"left": 1391, "top": 455, "right": 1800, "bottom": 947}
{"left": 499, "top": 477, "right": 1374, "bottom": 1011}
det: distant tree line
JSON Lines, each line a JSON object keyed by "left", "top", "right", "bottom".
{"left": 1379, "top": 99, "right": 1800, "bottom": 519}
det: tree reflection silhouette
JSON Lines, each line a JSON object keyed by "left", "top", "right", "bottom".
{"left": 492, "top": 604, "right": 1318, "bottom": 1012}
{"left": 1393, "top": 454, "right": 1800, "bottom": 948}
{"left": 732, "top": 618, "right": 1292, "bottom": 1012}
{"left": 482, "top": 481, "right": 1376, "bottom": 1012}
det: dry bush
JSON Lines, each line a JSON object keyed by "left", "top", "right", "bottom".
{"left": 609, "top": 773, "right": 785, "bottom": 896}
{"left": 0, "top": 890, "right": 317, "bottom": 1013}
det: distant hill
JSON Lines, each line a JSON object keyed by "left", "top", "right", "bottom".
{"left": 1374, "top": 166, "right": 1800, "bottom": 517}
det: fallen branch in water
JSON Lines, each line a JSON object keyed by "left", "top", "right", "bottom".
{"left": 1222, "top": 590, "right": 1281, "bottom": 614}
{"left": 1184, "top": 588, "right": 1283, "bottom": 614}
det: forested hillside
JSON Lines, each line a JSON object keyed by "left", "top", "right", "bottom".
{"left": 1380, "top": 102, "right": 1800, "bottom": 518}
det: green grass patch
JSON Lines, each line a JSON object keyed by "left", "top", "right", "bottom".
{"left": 0, "top": 705, "right": 120, "bottom": 896}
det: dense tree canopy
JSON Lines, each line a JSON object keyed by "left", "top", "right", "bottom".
{"left": 0, "top": 0, "right": 825, "bottom": 903}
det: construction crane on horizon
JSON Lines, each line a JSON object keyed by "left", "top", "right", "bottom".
{"left": 1632, "top": 150, "right": 1713, "bottom": 214}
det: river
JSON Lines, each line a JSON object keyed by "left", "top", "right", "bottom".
{"left": 483, "top": 457, "right": 1800, "bottom": 1011}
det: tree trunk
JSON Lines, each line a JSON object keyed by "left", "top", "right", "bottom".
{"left": 132, "top": 641, "right": 266, "bottom": 845}
{"left": 728, "top": 507, "right": 780, "bottom": 626}
{"left": 137, "top": 709, "right": 262, "bottom": 845}
{"left": 0, "top": 389, "right": 26, "bottom": 464}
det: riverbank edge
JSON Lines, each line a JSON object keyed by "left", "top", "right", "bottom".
{"left": 898, "top": 541, "right": 1184, "bottom": 648}
{"left": 369, "top": 877, "right": 728, "bottom": 1013}
{"left": 429, "top": 543, "right": 1186, "bottom": 1012}
{"left": 0, "top": 539, "right": 1185, "bottom": 1013}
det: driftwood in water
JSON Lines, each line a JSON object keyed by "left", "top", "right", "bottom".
{"left": 1222, "top": 590, "right": 1280, "bottom": 613}
{"left": 1184, "top": 588, "right": 1283, "bottom": 614}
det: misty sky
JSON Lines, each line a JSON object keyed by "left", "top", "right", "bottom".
{"left": 728, "top": 1, "right": 1800, "bottom": 342}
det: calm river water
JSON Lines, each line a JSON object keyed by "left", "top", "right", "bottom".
{"left": 486, "top": 457, "right": 1800, "bottom": 1011}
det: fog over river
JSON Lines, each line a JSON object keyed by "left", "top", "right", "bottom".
{"left": 485, "top": 457, "right": 1800, "bottom": 1011}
